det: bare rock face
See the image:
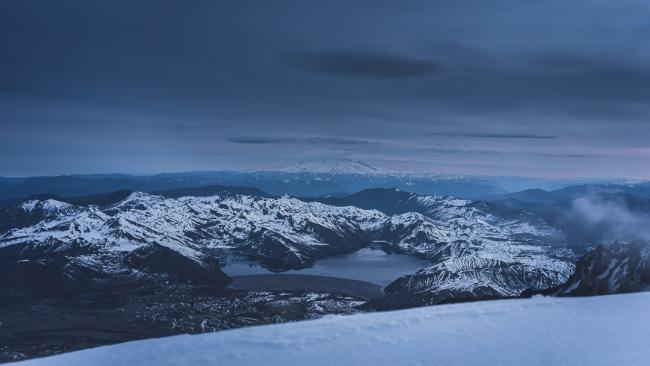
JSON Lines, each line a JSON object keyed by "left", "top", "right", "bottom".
{"left": 545, "top": 241, "right": 650, "bottom": 296}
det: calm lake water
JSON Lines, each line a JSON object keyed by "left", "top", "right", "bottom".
{"left": 221, "top": 247, "right": 430, "bottom": 287}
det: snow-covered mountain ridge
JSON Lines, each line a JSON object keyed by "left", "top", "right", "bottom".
{"left": 11, "top": 292, "right": 650, "bottom": 366}
{"left": 0, "top": 190, "right": 574, "bottom": 304}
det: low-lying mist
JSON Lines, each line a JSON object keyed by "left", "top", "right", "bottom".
{"left": 561, "top": 194, "right": 650, "bottom": 245}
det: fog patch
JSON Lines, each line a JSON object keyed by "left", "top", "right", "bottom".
{"left": 567, "top": 195, "right": 650, "bottom": 243}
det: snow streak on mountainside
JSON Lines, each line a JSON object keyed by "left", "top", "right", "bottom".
{"left": 364, "top": 190, "right": 573, "bottom": 308}
{"left": 276, "top": 158, "right": 395, "bottom": 175}
{"left": 13, "top": 292, "right": 650, "bottom": 366}
{"left": 546, "top": 241, "right": 650, "bottom": 296}
{"left": 0, "top": 190, "right": 573, "bottom": 304}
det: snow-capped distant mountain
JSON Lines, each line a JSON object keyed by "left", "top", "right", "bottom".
{"left": 0, "top": 162, "right": 511, "bottom": 199}
{"left": 276, "top": 158, "right": 395, "bottom": 175}
{"left": 16, "top": 292, "right": 650, "bottom": 366}
{"left": 0, "top": 189, "right": 574, "bottom": 307}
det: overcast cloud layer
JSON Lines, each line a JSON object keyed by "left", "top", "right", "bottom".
{"left": 1, "top": 0, "right": 650, "bottom": 178}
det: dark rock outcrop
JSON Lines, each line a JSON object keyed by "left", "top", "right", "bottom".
{"left": 540, "top": 241, "right": 650, "bottom": 296}
{"left": 124, "top": 243, "right": 231, "bottom": 286}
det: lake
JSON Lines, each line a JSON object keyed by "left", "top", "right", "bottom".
{"left": 221, "top": 247, "right": 430, "bottom": 288}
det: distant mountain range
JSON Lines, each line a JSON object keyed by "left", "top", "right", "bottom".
{"left": 484, "top": 183, "right": 650, "bottom": 203}
{"left": 0, "top": 158, "right": 628, "bottom": 200}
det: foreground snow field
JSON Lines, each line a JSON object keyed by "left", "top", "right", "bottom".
{"left": 12, "top": 293, "right": 650, "bottom": 366}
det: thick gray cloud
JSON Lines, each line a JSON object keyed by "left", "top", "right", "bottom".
{"left": 429, "top": 133, "right": 557, "bottom": 139}
{"left": 1, "top": 0, "right": 650, "bottom": 178}
{"left": 226, "top": 136, "right": 377, "bottom": 145}
{"left": 294, "top": 50, "right": 446, "bottom": 79}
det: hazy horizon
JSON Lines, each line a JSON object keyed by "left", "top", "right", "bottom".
{"left": 0, "top": 157, "right": 633, "bottom": 182}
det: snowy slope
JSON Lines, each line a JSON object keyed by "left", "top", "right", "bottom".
{"left": 12, "top": 292, "right": 650, "bottom": 366}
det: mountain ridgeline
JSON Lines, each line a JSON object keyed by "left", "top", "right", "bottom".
{"left": 531, "top": 241, "right": 650, "bottom": 297}
{"left": 2, "top": 180, "right": 650, "bottom": 361}
{"left": 2, "top": 183, "right": 649, "bottom": 298}
{"left": 0, "top": 159, "right": 515, "bottom": 200}
{"left": 1, "top": 187, "right": 573, "bottom": 303}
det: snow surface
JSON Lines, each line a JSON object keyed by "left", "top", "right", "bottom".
{"left": 12, "top": 292, "right": 650, "bottom": 366}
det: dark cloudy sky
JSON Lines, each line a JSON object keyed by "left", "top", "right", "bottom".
{"left": 2, "top": 0, "right": 650, "bottom": 178}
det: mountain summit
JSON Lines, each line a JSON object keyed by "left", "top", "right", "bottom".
{"left": 277, "top": 158, "right": 394, "bottom": 175}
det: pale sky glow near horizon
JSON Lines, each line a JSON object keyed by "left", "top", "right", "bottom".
{"left": 2, "top": 0, "right": 650, "bottom": 179}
